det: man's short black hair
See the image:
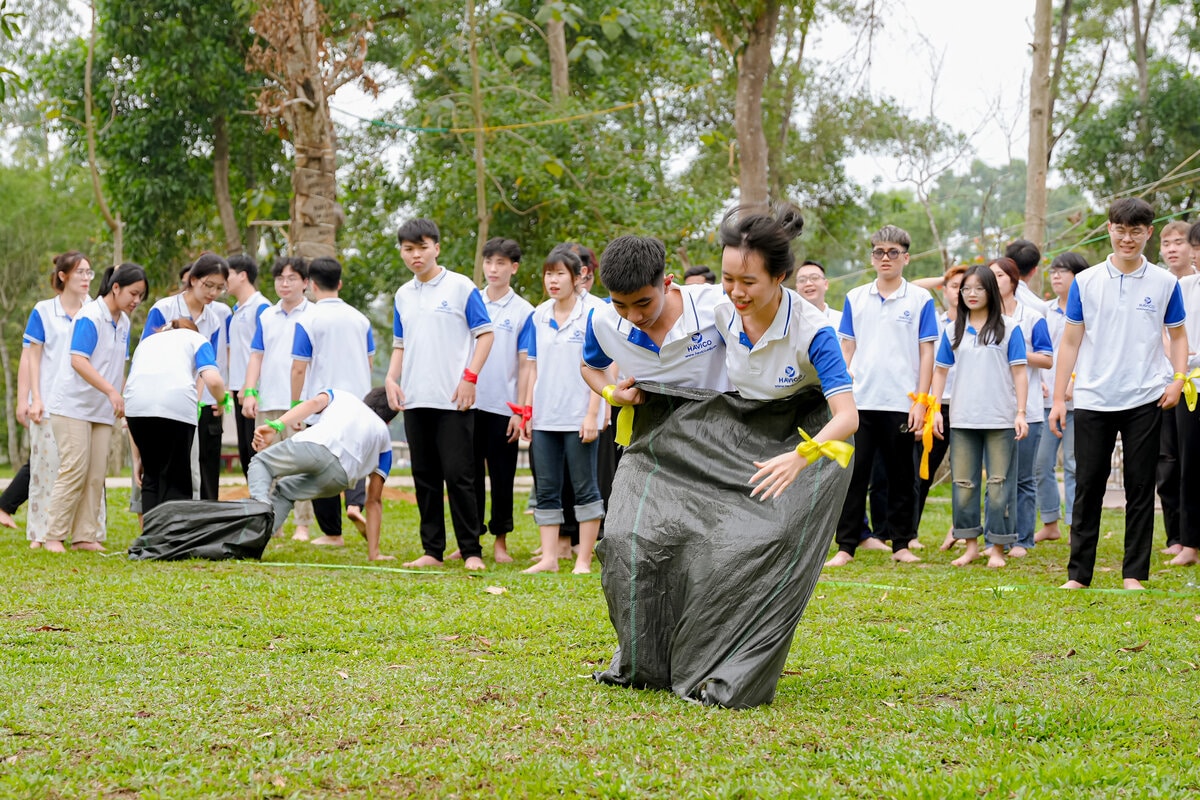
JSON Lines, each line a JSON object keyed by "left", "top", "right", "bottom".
{"left": 227, "top": 254, "right": 259, "bottom": 284}
{"left": 397, "top": 218, "right": 440, "bottom": 246}
{"left": 307, "top": 257, "right": 342, "bottom": 291}
{"left": 1004, "top": 239, "right": 1041, "bottom": 277}
{"left": 482, "top": 237, "right": 521, "bottom": 263}
{"left": 1050, "top": 251, "right": 1090, "bottom": 276}
{"left": 271, "top": 256, "right": 308, "bottom": 280}
{"left": 363, "top": 386, "right": 399, "bottom": 424}
{"left": 598, "top": 236, "right": 667, "bottom": 294}
{"left": 799, "top": 259, "right": 826, "bottom": 275}
{"left": 1108, "top": 197, "right": 1154, "bottom": 227}
{"left": 1189, "top": 220, "right": 1200, "bottom": 247}
{"left": 683, "top": 264, "right": 716, "bottom": 283}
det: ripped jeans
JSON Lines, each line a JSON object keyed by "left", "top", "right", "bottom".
{"left": 949, "top": 427, "right": 1018, "bottom": 547}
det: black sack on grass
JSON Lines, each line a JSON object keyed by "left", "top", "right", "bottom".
{"left": 128, "top": 499, "right": 274, "bottom": 561}
{"left": 594, "top": 382, "right": 853, "bottom": 708}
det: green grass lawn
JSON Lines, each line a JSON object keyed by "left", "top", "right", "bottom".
{"left": 2, "top": 486, "right": 1199, "bottom": 798}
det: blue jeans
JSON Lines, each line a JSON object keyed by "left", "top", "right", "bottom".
{"left": 1012, "top": 421, "right": 1043, "bottom": 549}
{"left": 1036, "top": 407, "right": 1075, "bottom": 526}
{"left": 949, "top": 427, "right": 1017, "bottom": 546}
{"left": 531, "top": 430, "right": 604, "bottom": 526}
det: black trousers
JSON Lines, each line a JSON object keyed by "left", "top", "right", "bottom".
{"left": 312, "top": 478, "right": 367, "bottom": 536}
{"left": 405, "top": 407, "right": 482, "bottom": 560}
{"left": 1175, "top": 401, "right": 1200, "bottom": 550}
{"left": 835, "top": 410, "right": 917, "bottom": 554}
{"left": 128, "top": 416, "right": 196, "bottom": 515}
{"left": 231, "top": 390, "right": 258, "bottom": 479}
{"left": 1068, "top": 401, "right": 1161, "bottom": 585}
{"left": 0, "top": 461, "right": 30, "bottom": 514}
{"left": 197, "top": 405, "right": 222, "bottom": 501}
{"left": 914, "top": 403, "right": 951, "bottom": 534}
{"left": 1156, "top": 407, "right": 1181, "bottom": 547}
{"left": 473, "top": 410, "right": 519, "bottom": 537}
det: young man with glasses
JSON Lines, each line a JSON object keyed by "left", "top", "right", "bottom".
{"left": 225, "top": 255, "right": 272, "bottom": 480}
{"left": 828, "top": 226, "right": 938, "bottom": 567}
{"left": 1049, "top": 198, "right": 1188, "bottom": 590}
{"left": 795, "top": 260, "right": 841, "bottom": 328}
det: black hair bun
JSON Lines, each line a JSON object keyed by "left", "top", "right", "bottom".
{"left": 773, "top": 201, "right": 804, "bottom": 241}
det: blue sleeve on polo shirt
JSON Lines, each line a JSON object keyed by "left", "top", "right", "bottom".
{"left": 1031, "top": 318, "right": 1053, "bottom": 353}
{"left": 838, "top": 299, "right": 855, "bottom": 339}
{"left": 210, "top": 329, "right": 220, "bottom": 351}
{"left": 935, "top": 330, "right": 955, "bottom": 367}
{"left": 465, "top": 288, "right": 491, "bottom": 332}
{"left": 527, "top": 323, "right": 538, "bottom": 360}
{"left": 582, "top": 309, "right": 613, "bottom": 369}
{"left": 1008, "top": 328, "right": 1027, "bottom": 363}
{"left": 224, "top": 314, "right": 232, "bottom": 338}
{"left": 392, "top": 306, "right": 403, "bottom": 342}
{"left": 1165, "top": 282, "right": 1186, "bottom": 326}
{"left": 292, "top": 323, "right": 314, "bottom": 361}
{"left": 366, "top": 326, "right": 376, "bottom": 357}
{"left": 142, "top": 307, "right": 167, "bottom": 340}
{"left": 23, "top": 308, "right": 45, "bottom": 345}
{"left": 1065, "top": 282, "right": 1084, "bottom": 324}
{"left": 376, "top": 450, "right": 393, "bottom": 478}
{"left": 250, "top": 316, "right": 265, "bottom": 352}
{"left": 808, "top": 327, "right": 853, "bottom": 397}
{"left": 195, "top": 342, "right": 218, "bottom": 371}
{"left": 69, "top": 317, "right": 99, "bottom": 357}
{"left": 517, "top": 313, "right": 535, "bottom": 354}
{"left": 256, "top": 302, "right": 269, "bottom": 322}
{"left": 918, "top": 299, "right": 939, "bottom": 342}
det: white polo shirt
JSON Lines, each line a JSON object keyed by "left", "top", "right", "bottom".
{"left": 142, "top": 294, "right": 228, "bottom": 405}
{"left": 250, "top": 299, "right": 310, "bottom": 412}
{"left": 23, "top": 296, "right": 85, "bottom": 404}
{"left": 935, "top": 312, "right": 955, "bottom": 403}
{"left": 125, "top": 329, "right": 219, "bottom": 424}
{"left": 714, "top": 288, "right": 852, "bottom": 401}
{"left": 1012, "top": 301, "right": 1053, "bottom": 421}
{"left": 582, "top": 283, "right": 732, "bottom": 391}
{"left": 1066, "top": 256, "right": 1186, "bottom": 411}
{"left": 295, "top": 389, "right": 393, "bottom": 482}
{"left": 475, "top": 288, "right": 535, "bottom": 417}
{"left": 1041, "top": 299, "right": 1071, "bottom": 410}
{"left": 292, "top": 298, "right": 375, "bottom": 405}
{"left": 1016, "top": 280, "right": 1044, "bottom": 310}
{"left": 50, "top": 298, "right": 131, "bottom": 425}
{"left": 227, "top": 291, "right": 270, "bottom": 392}
{"left": 816, "top": 303, "right": 842, "bottom": 329}
{"left": 935, "top": 317, "right": 1027, "bottom": 429}
{"left": 838, "top": 279, "right": 939, "bottom": 412}
{"left": 528, "top": 297, "right": 606, "bottom": 431}
{"left": 392, "top": 267, "right": 494, "bottom": 411}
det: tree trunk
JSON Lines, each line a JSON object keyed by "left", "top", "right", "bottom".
{"left": 547, "top": 16, "right": 568, "bottom": 104}
{"left": 733, "top": 0, "right": 779, "bottom": 213}
{"left": 213, "top": 113, "right": 243, "bottom": 255}
{"left": 84, "top": 0, "right": 122, "bottom": 265}
{"left": 286, "top": 0, "right": 340, "bottom": 259}
{"left": 1024, "top": 0, "right": 1052, "bottom": 249}
{"left": 0, "top": 319, "right": 17, "bottom": 468}
{"left": 1130, "top": 0, "right": 1153, "bottom": 106}
{"left": 468, "top": 0, "right": 489, "bottom": 285}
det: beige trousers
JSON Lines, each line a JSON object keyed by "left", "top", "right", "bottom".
{"left": 46, "top": 416, "right": 112, "bottom": 544}
{"left": 258, "top": 409, "right": 313, "bottom": 527}
{"left": 28, "top": 415, "right": 107, "bottom": 543}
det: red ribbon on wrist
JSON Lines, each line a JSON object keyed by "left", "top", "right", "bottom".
{"left": 506, "top": 402, "right": 533, "bottom": 422}
{"left": 462, "top": 368, "right": 478, "bottom": 384}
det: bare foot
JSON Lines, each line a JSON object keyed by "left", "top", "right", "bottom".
{"left": 1035, "top": 523, "right": 1060, "bottom": 542}
{"left": 291, "top": 528, "right": 310, "bottom": 542}
{"left": 523, "top": 558, "right": 559, "bottom": 574}
{"left": 572, "top": 564, "right": 592, "bottom": 574}
{"left": 909, "top": 538, "right": 924, "bottom": 550}
{"left": 493, "top": 537, "right": 513, "bottom": 564}
{"left": 446, "top": 549, "right": 463, "bottom": 561}
{"left": 72, "top": 542, "right": 106, "bottom": 552}
{"left": 29, "top": 541, "right": 42, "bottom": 550}
{"left": 346, "top": 506, "right": 367, "bottom": 535}
{"left": 984, "top": 545, "right": 1006, "bottom": 569}
{"left": 43, "top": 541, "right": 66, "bottom": 553}
{"left": 939, "top": 529, "right": 958, "bottom": 551}
{"left": 1161, "top": 543, "right": 1183, "bottom": 556}
{"left": 824, "top": 551, "right": 854, "bottom": 567}
{"left": 0, "top": 509, "right": 16, "bottom": 529}
{"left": 1123, "top": 578, "right": 1146, "bottom": 590}
{"left": 1059, "top": 579, "right": 1086, "bottom": 589}
{"left": 891, "top": 549, "right": 920, "bottom": 564}
{"left": 310, "top": 535, "right": 345, "bottom": 547}
{"left": 1008, "top": 545, "right": 1028, "bottom": 558}
{"left": 368, "top": 554, "right": 396, "bottom": 562}
{"left": 403, "top": 555, "right": 444, "bottom": 568}
{"left": 1167, "top": 547, "right": 1199, "bottom": 566}
{"left": 950, "top": 539, "right": 980, "bottom": 567}
{"left": 464, "top": 556, "right": 486, "bottom": 571}
{"left": 859, "top": 537, "right": 890, "bottom": 552}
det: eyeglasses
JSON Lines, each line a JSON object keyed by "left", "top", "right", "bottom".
{"left": 960, "top": 286, "right": 987, "bottom": 295}
{"left": 871, "top": 248, "right": 905, "bottom": 260}
{"left": 275, "top": 274, "right": 302, "bottom": 284}
{"left": 795, "top": 275, "right": 824, "bottom": 285}
{"left": 200, "top": 280, "right": 226, "bottom": 293}
{"left": 1048, "top": 267, "right": 1070, "bottom": 275}
{"left": 76, "top": 269, "right": 95, "bottom": 279}
{"left": 1111, "top": 226, "right": 1150, "bottom": 241}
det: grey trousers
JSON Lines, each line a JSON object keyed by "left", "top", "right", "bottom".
{"left": 247, "top": 440, "right": 350, "bottom": 532}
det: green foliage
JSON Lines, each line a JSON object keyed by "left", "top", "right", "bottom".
{"left": 0, "top": 0, "right": 22, "bottom": 102}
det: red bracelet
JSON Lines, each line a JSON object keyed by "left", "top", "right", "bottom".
{"left": 462, "top": 369, "right": 478, "bottom": 384}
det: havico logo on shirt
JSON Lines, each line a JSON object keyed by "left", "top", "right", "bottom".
{"left": 569, "top": 329, "right": 585, "bottom": 343}
{"left": 436, "top": 300, "right": 455, "bottom": 314}
{"left": 495, "top": 317, "right": 515, "bottom": 332}
{"left": 776, "top": 364, "right": 805, "bottom": 388}
{"left": 1136, "top": 296, "right": 1158, "bottom": 313}
{"left": 685, "top": 332, "right": 716, "bottom": 357}
{"left": 896, "top": 309, "right": 913, "bottom": 324}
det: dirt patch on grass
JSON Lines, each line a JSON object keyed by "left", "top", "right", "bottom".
{"left": 218, "top": 485, "right": 417, "bottom": 503}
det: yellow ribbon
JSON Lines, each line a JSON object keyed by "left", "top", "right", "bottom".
{"left": 1175, "top": 369, "right": 1200, "bottom": 412}
{"left": 908, "top": 392, "right": 939, "bottom": 480}
{"left": 601, "top": 384, "right": 634, "bottom": 447}
{"left": 795, "top": 428, "right": 855, "bottom": 469}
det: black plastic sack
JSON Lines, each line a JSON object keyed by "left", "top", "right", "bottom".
{"left": 128, "top": 499, "right": 275, "bottom": 561}
{"left": 594, "top": 382, "right": 853, "bottom": 708}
